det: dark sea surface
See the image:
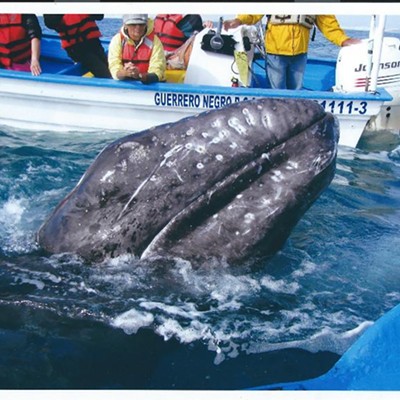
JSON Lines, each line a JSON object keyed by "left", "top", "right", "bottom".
{"left": 1, "top": 17, "right": 400, "bottom": 390}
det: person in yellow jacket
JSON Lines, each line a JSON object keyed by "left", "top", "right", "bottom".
{"left": 224, "top": 15, "right": 361, "bottom": 90}
{"left": 108, "top": 14, "right": 166, "bottom": 84}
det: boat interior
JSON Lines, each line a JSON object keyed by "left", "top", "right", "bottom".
{"left": 38, "top": 34, "right": 336, "bottom": 92}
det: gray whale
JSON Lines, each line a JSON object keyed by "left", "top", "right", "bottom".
{"left": 37, "top": 98, "right": 339, "bottom": 265}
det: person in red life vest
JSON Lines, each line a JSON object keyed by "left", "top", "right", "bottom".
{"left": 154, "top": 14, "right": 213, "bottom": 69}
{"left": 43, "top": 14, "right": 111, "bottom": 78}
{"left": 0, "top": 14, "right": 42, "bottom": 76}
{"left": 108, "top": 14, "right": 166, "bottom": 84}
{"left": 154, "top": 14, "right": 213, "bottom": 52}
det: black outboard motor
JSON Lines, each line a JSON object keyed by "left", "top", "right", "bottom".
{"left": 201, "top": 17, "right": 237, "bottom": 56}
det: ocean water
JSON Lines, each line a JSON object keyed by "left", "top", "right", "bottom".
{"left": 1, "top": 18, "right": 400, "bottom": 390}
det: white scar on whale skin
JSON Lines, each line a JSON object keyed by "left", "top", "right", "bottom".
{"left": 242, "top": 108, "right": 257, "bottom": 126}
{"left": 286, "top": 161, "right": 299, "bottom": 170}
{"left": 228, "top": 117, "right": 247, "bottom": 135}
{"left": 117, "top": 145, "right": 183, "bottom": 220}
{"left": 100, "top": 170, "right": 115, "bottom": 183}
{"left": 173, "top": 169, "right": 184, "bottom": 182}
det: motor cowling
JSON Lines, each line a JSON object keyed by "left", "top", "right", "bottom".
{"left": 334, "top": 37, "right": 400, "bottom": 92}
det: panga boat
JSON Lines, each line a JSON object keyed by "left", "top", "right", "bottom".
{"left": 1, "top": 15, "right": 399, "bottom": 148}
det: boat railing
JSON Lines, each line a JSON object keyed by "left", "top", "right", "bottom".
{"left": 369, "top": 15, "right": 386, "bottom": 92}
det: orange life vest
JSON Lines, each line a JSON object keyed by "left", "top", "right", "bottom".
{"left": 59, "top": 14, "right": 101, "bottom": 49}
{"left": 0, "top": 14, "right": 31, "bottom": 67}
{"left": 154, "top": 14, "right": 185, "bottom": 51}
{"left": 121, "top": 32, "right": 154, "bottom": 74}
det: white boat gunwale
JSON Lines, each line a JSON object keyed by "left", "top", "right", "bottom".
{"left": 0, "top": 67, "right": 392, "bottom": 103}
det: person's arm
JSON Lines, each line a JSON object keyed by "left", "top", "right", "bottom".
{"left": 90, "top": 15, "right": 105, "bottom": 21}
{"left": 108, "top": 33, "right": 143, "bottom": 80}
{"left": 43, "top": 14, "right": 64, "bottom": 31}
{"left": 30, "top": 37, "right": 41, "bottom": 76}
{"left": 341, "top": 38, "right": 362, "bottom": 47}
{"left": 224, "top": 14, "right": 264, "bottom": 30}
{"left": 316, "top": 15, "right": 360, "bottom": 47}
{"left": 177, "top": 15, "right": 204, "bottom": 38}
{"left": 145, "top": 35, "right": 166, "bottom": 83}
{"left": 202, "top": 20, "right": 214, "bottom": 29}
{"left": 108, "top": 34, "right": 126, "bottom": 80}
{"left": 24, "top": 14, "right": 42, "bottom": 40}
{"left": 23, "top": 15, "right": 42, "bottom": 76}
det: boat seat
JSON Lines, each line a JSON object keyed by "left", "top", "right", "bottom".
{"left": 165, "top": 70, "right": 186, "bottom": 83}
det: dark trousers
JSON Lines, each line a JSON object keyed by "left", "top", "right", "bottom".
{"left": 67, "top": 38, "right": 111, "bottom": 78}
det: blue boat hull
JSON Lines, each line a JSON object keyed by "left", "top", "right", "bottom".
{"left": 250, "top": 303, "right": 400, "bottom": 390}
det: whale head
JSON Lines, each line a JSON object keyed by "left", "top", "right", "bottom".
{"left": 37, "top": 98, "right": 339, "bottom": 266}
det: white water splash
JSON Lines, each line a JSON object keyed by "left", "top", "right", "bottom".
{"left": 111, "top": 308, "right": 154, "bottom": 335}
{"left": 0, "top": 197, "right": 34, "bottom": 253}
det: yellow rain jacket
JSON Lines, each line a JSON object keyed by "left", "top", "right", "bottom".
{"left": 108, "top": 18, "right": 166, "bottom": 81}
{"left": 236, "top": 14, "right": 350, "bottom": 56}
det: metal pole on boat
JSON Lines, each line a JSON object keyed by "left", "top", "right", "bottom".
{"left": 256, "top": 20, "right": 266, "bottom": 56}
{"left": 369, "top": 15, "right": 376, "bottom": 38}
{"left": 369, "top": 15, "right": 386, "bottom": 93}
{"left": 364, "top": 16, "right": 376, "bottom": 92}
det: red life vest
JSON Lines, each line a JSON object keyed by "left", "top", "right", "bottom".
{"left": 121, "top": 31, "right": 154, "bottom": 74}
{"left": 0, "top": 14, "right": 31, "bottom": 68}
{"left": 154, "top": 14, "right": 185, "bottom": 51}
{"left": 59, "top": 14, "right": 101, "bottom": 49}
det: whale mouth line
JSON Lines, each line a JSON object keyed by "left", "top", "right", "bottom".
{"left": 121, "top": 110, "right": 332, "bottom": 226}
{"left": 141, "top": 118, "right": 335, "bottom": 260}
